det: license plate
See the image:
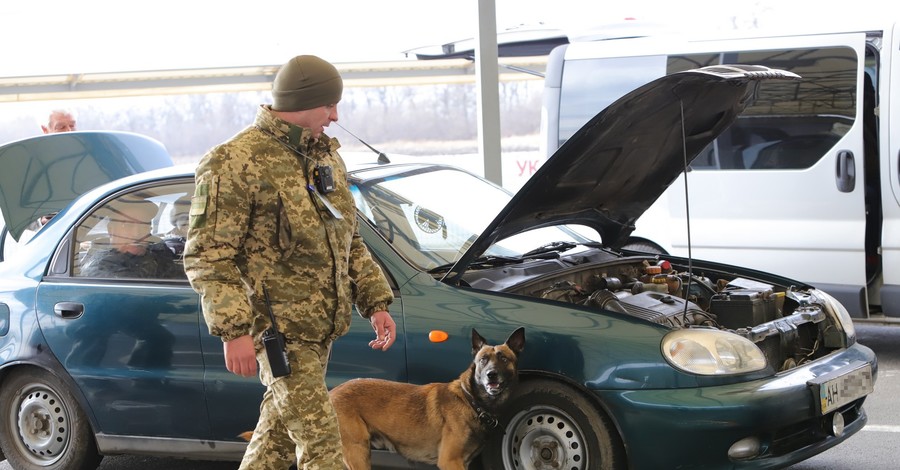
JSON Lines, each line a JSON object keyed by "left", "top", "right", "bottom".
{"left": 808, "top": 362, "right": 874, "bottom": 415}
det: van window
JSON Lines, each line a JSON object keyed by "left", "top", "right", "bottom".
{"left": 559, "top": 55, "right": 665, "bottom": 146}
{"left": 558, "top": 46, "right": 859, "bottom": 171}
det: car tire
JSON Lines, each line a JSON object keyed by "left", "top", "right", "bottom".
{"left": 0, "top": 368, "right": 102, "bottom": 470}
{"left": 479, "top": 378, "right": 626, "bottom": 470}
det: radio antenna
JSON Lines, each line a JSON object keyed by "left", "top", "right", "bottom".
{"left": 335, "top": 122, "right": 391, "bottom": 164}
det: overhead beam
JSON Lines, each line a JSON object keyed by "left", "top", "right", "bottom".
{"left": 0, "top": 57, "right": 546, "bottom": 103}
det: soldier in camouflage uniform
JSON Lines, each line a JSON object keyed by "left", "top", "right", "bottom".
{"left": 183, "top": 55, "right": 396, "bottom": 470}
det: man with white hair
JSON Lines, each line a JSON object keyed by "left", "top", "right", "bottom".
{"left": 41, "top": 109, "right": 77, "bottom": 133}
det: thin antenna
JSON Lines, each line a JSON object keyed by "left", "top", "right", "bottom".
{"left": 679, "top": 100, "right": 694, "bottom": 323}
{"left": 335, "top": 123, "right": 390, "bottom": 164}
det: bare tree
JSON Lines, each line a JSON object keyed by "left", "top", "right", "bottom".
{"left": 0, "top": 81, "right": 542, "bottom": 163}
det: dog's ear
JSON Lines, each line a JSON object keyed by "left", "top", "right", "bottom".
{"left": 505, "top": 327, "right": 526, "bottom": 355}
{"left": 471, "top": 328, "right": 487, "bottom": 355}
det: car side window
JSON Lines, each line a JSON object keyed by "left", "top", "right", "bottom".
{"left": 72, "top": 183, "right": 194, "bottom": 280}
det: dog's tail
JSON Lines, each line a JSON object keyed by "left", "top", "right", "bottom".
{"left": 238, "top": 431, "right": 253, "bottom": 441}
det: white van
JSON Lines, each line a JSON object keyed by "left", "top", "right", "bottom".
{"left": 541, "top": 23, "right": 900, "bottom": 319}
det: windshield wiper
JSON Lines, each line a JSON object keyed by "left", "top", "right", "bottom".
{"left": 521, "top": 241, "right": 579, "bottom": 258}
{"left": 429, "top": 241, "right": 595, "bottom": 276}
{"left": 428, "top": 254, "right": 523, "bottom": 275}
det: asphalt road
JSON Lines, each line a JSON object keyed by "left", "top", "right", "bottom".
{"left": 1, "top": 322, "right": 897, "bottom": 470}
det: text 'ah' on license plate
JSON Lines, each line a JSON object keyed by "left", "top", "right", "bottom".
{"left": 808, "top": 361, "right": 874, "bottom": 415}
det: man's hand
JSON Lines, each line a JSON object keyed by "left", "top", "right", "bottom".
{"left": 224, "top": 334, "right": 257, "bottom": 377}
{"left": 368, "top": 310, "right": 396, "bottom": 351}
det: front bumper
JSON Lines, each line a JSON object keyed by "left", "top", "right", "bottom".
{"left": 596, "top": 342, "right": 877, "bottom": 469}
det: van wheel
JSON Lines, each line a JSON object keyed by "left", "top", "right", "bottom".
{"left": 0, "top": 368, "right": 102, "bottom": 470}
{"left": 479, "top": 379, "right": 625, "bottom": 470}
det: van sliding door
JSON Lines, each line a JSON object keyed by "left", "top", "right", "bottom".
{"left": 880, "top": 24, "right": 900, "bottom": 317}
{"left": 652, "top": 33, "right": 870, "bottom": 316}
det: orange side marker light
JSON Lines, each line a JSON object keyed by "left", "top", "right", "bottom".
{"left": 429, "top": 330, "right": 449, "bottom": 343}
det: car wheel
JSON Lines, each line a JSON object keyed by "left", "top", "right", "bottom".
{"left": 0, "top": 368, "right": 102, "bottom": 470}
{"left": 480, "top": 379, "right": 626, "bottom": 470}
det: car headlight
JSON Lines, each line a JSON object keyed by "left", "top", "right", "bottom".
{"left": 813, "top": 289, "right": 856, "bottom": 345}
{"left": 662, "top": 329, "right": 767, "bottom": 375}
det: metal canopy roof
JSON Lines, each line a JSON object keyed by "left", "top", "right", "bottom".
{"left": 0, "top": 57, "right": 547, "bottom": 103}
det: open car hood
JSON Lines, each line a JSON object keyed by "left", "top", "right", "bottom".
{"left": 0, "top": 131, "right": 174, "bottom": 240}
{"left": 445, "top": 65, "right": 799, "bottom": 283}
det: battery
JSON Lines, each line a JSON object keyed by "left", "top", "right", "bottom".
{"left": 711, "top": 289, "right": 776, "bottom": 330}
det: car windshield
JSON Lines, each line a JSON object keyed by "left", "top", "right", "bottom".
{"left": 350, "top": 165, "right": 598, "bottom": 270}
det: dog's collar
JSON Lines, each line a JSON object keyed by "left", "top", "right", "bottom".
{"left": 461, "top": 381, "right": 500, "bottom": 429}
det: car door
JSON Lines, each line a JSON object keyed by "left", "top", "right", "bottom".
{"left": 36, "top": 180, "right": 213, "bottom": 439}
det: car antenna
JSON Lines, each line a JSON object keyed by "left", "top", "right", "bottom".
{"left": 335, "top": 123, "right": 391, "bottom": 164}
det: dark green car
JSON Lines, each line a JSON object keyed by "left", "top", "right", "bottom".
{"left": 0, "top": 66, "right": 876, "bottom": 470}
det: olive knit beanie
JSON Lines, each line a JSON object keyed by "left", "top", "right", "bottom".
{"left": 271, "top": 55, "right": 343, "bottom": 112}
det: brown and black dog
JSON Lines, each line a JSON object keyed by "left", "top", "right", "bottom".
{"left": 331, "top": 327, "right": 525, "bottom": 470}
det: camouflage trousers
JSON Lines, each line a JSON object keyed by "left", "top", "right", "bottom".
{"left": 240, "top": 340, "right": 343, "bottom": 470}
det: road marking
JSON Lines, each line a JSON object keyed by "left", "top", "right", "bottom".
{"left": 863, "top": 425, "right": 900, "bottom": 433}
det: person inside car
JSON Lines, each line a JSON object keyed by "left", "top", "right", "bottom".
{"left": 79, "top": 199, "right": 185, "bottom": 279}
{"left": 163, "top": 196, "right": 191, "bottom": 257}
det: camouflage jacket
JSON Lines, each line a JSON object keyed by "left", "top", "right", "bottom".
{"left": 183, "top": 106, "right": 393, "bottom": 343}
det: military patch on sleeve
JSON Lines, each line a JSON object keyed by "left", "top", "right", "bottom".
{"left": 190, "top": 183, "right": 209, "bottom": 228}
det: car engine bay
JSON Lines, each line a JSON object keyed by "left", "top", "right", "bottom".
{"left": 461, "top": 250, "right": 846, "bottom": 372}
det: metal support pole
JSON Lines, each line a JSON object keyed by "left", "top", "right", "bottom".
{"left": 475, "top": 0, "right": 503, "bottom": 186}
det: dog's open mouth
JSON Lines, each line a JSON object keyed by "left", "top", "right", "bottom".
{"left": 485, "top": 379, "right": 504, "bottom": 395}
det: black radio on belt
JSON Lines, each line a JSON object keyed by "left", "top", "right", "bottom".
{"left": 314, "top": 165, "right": 335, "bottom": 194}
{"left": 262, "top": 287, "right": 291, "bottom": 378}
{"left": 262, "top": 327, "right": 290, "bottom": 378}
